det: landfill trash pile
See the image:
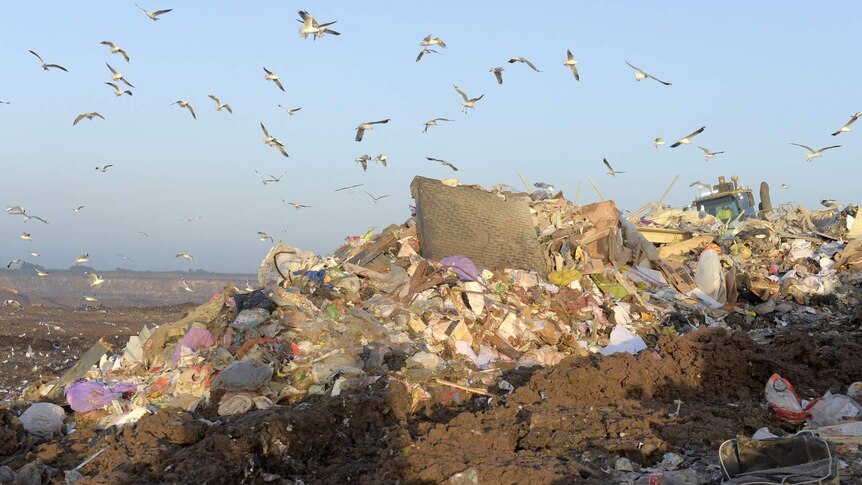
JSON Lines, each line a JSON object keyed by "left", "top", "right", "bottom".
{"left": 2, "top": 178, "right": 862, "bottom": 483}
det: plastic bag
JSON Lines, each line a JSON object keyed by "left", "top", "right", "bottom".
{"left": 19, "top": 402, "right": 65, "bottom": 438}
{"left": 764, "top": 373, "right": 818, "bottom": 422}
{"left": 439, "top": 255, "right": 479, "bottom": 281}
{"left": 65, "top": 381, "right": 137, "bottom": 413}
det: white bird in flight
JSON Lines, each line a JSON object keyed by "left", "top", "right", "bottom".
{"left": 654, "top": 137, "right": 665, "bottom": 148}
{"left": 258, "top": 231, "right": 273, "bottom": 242}
{"left": 563, "top": 50, "right": 579, "bottom": 80}
{"left": 208, "top": 95, "right": 232, "bottom": 113}
{"left": 175, "top": 253, "right": 193, "bottom": 261}
{"left": 29, "top": 251, "right": 40, "bottom": 257}
{"left": 603, "top": 158, "right": 626, "bottom": 176}
{"left": 255, "top": 170, "right": 286, "bottom": 186}
{"left": 508, "top": 57, "right": 542, "bottom": 72}
{"left": 6, "top": 259, "right": 23, "bottom": 269}
{"left": 831, "top": 112, "right": 861, "bottom": 136}
{"left": 74, "top": 254, "right": 89, "bottom": 265}
{"left": 83, "top": 293, "right": 98, "bottom": 302}
{"left": 334, "top": 184, "right": 364, "bottom": 192}
{"left": 423, "top": 118, "right": 453, "bottom": 133}
{"left": 105, "top": 82, "right": 133, "bottom": 97}
{"left": 181, "top": 278, "right": 195, "bottom": 293}
{"left": 281, "top": 199, "right": 311, "bottom": 210}
{"left": 780, "top": 184, "right": 790, "bottom": 190}
{"left": 136, "top": 4, "right": 172, "bottom": 21}
{"left": 416, "top": 48, "right": 439, "bottom": 62}
{"left": 355, "top": 119, "right": 390, "bottom": 142}
{"left": 99, "top": 41, "right": 130, "bottom": 62}
{"left": 73, "top": 112, "right": 105, "bottom": 125}
{"left": 625, "top": 61, "right": 671, "bottom": 86}
{"left": 698, "top": 146, "right": 725, "bottom": 161}
{"left": 263, "top": 67, "right": 285, "bottom": 92}
{"left": 670, "top": 126, "right": 705, "bottom": 148}
{"left": 355, "top": 154, "right": 371, "bottom": 171}
{"left": 421, "top": 35, "right": 447, "bottom": 48}
{"left": 374, "top": 154, "right": 388, "bottom": 167}
{"left": 73, "top": 206, "right": 84, "bottom": 213}
{"left": 789, "top": 143, "right": 841, "bottom": 161}
{"left": 689, "top": 180, "right": 712, "bottom": 191}
{"left": 29, "top": 50, "right": 68, "bottom": 72}
{"left": 20, "top": 232, "right": 32, "bottom": 241}
{"left": 296, "top": 10, "right": 340, "bottom": 39}
{"left": 426, "top": 157, "right": 458, "bottom": 171}
{"left": 106, "top": 63, "right": 134, "bottom": 88}
{"left": 363, "top": 191, "right": 390, "bottom": 204}
{"left": 36, "top": 269, "right": 50, "bottom": 277}
{"left": 260, "top": 123, "right": 289, "bottom": 157}
{"left": 278, "top": 105, "right": 301, "bottom": 116}
{"left": 170, "top": 100, "right": 196, "bottom": 119}
{"left": 489, "top": 67, "right": 505, "bottom": 85}
{"left": 454, "top": 85, "right": 483, "bottom": 113}
{"left": 84, "top": 272, "right": 104, "bottom": 287}
{"left": 95, "top": 164, "right": 114, "bottom": 172}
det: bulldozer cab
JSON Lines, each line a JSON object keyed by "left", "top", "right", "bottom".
{"left": 691, "top": 176, "right": 757, "bottom": 220}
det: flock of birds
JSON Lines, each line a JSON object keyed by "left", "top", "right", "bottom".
{"left": 2, "top": 6, "right": 860, "bottom": 304}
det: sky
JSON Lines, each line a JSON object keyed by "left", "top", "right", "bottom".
{"left": 1, "top": 1, "right": 860, "bottom": 274}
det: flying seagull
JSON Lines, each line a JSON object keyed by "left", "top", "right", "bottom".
{"left": 416, "top": 48, "right": 439, "bottom": 62}
{"left": 170, "top": 100, "right": 196, "bottom": 119}
{"left": 73, "top": 206, "right": 84, "bottom": 212}
{"left": 296, "top": 10, "right": 340, "bottom": 39}
{"left": 423, "top": 118, "right": 453, "bottom": 133}
{"left": 175, "top": 253, "right": 193, "bottom": 261}
{"left": 355, "top": 119, "right": 390, "bottom": 142}
{"left": 73, "top": 112, "right": 105, "bottom": 125}
{"left": 281, "top": 199, "right": 311, "bottom": 210}
{"left": 421, "top": 35, "right": 447, "bottom": 48}
{"left": 508, "top": 57, "right": 542, "bottom": 72}
{"left": 563, "top": 50, "right": 580, "bottom": 80}
{"left": 334, "top": 183, "right": 364, "bottom": 192}
{"left": 29, "top": 251, "right": 40, "bottom": 257}
{"left": 6, "top": 259, "right": 23, "bottom": 269}
{"left": 135, "top": 4, "right": 172, "bottom": 21}
{"left": 83, "top": 293, "right": 98, "bottom": 302}
{"left": 207, "top": 95, "right": 232, "bottom": 113}
{"left": 182, "top": 216, "right": 201, "bottom": 222}
{"left": 105, "top": 82, "right": 133, "bottom": 97}
{"left": 454, "top": 85, "right": 484, "bottom": 113}
{"left": 181, "top": 278, "right": 195, "bottom": 293}
{"left": 831, "top": 112, "right": 861, "bottom": 136}
{"left": 29, "top": 50, "right": 67, "bottom": 71}
{"left": 74, "top": 253, "right": 89, "bottom": 265}
{"left": 254, "top": 169, "right": 286, "bottom": 185}
{"left": 36, "top": 269, "right": 50, "bottom": 277}
{"left": 278, "top": 105, "right": 301, "bottom": 116}
{"left": 0, "top": 100, "right": 9, "bottom": 104}
{"left": 670, "top": 126, "right": 705, "bottom": 148}
{"left": 603, "top": 158, "right": 625, "bottom": 176}
{"left": 114, "top": 253, "right": 135, "bottom": 262}
{"left": 263, "top": 67, "right": 285, "bottom": 91}
{"left": 6, "top": 206, "right": 48, "bottom": 224}
{"left": 84, "top": 272, "right": 104, "bottom": 287}
{"left": 426, "top": 156, "right": 458, "bottom": 171}
{"left": 95, "top": 164, "right": 114, "bottom": 172}
{"left": 355, "top": 154, "right": 371, "bottom": 171}
{"left": 821, "top": 199, "right": 840, "bottom": 209}
{"left": 363, "top": 191, "right": 390, "bottom": 204}
{"left": 698, "top": 146, "right": 725, "bottom": 161}
{"left": 106, "top": 63, "right": 134, "bottom": 87}
{"left": 489, "top": 67, "right": 505, "bottom": 85}
{"left": 374, "top": 154, "right": 388, "bottom": 167}
{"left": 625, "top": 61, "right": 671, "bottom": 86}
{"left": 260, "top": 123, "right": 288, "bottom": 157}
{"left": 689, "top": 180, "right": 712, "bottom": 191}
{"left": 780, "top": 184, "right": 790, "bottom": 190}
{"left": 257, "top": 231, "right": 273, "bottom": 242}
{"left": 100, "top": 41, "right": 130, "bottom": 62}
{"left": 138, "top": 231, "right": 149, "bottom": 238}
{"left": 534, "top": 182, "right": 556, "bottom": 192}
{"left": 789, "top": 143, "right": 841, "bottom": 161}
{"left": 654, "top": 137, "right": 665, "bottom": 148}
{"left": 20, "top": 232, "right": 32, "bottom": 241}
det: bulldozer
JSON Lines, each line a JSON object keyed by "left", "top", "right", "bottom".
{"left": 690, "top": 175, "right": 772, "bottom": 220}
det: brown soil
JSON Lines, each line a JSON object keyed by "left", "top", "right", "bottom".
{"left": 0, "top": 305, "right": 195, "bottom": 398}
{"left": 3, "top": 319, "right": 862, "bottom": 484}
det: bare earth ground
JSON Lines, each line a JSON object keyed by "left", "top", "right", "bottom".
{"left": 2, "top": 305, "right": 862, "bottom": 484}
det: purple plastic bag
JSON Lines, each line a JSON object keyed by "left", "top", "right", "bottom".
{"left": 171, "top": 327, "right": 217, "bottom": 364}
{"left": 65, "top": 381, "right": 137, "bottom": 412}
{"left": 439, "top": 255, "right": 479, "bottom": 281}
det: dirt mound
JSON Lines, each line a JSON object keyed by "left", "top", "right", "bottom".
{"left": 5, "top": 328, "right": 862, "bottom": 484}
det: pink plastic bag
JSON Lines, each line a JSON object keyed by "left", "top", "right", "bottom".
{"left": 65, "top": 381, "right": 137, "bottom": 413}
{"left": 171, "top": 327, "right": 217, "bottom": 364}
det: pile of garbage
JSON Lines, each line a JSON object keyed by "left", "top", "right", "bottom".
{"left": 5, "top": 178, "right": 862, "bottom": 481}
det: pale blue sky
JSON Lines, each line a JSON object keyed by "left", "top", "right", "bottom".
{"left": 1, "top": 2, "right": 859, "bottom": 273}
